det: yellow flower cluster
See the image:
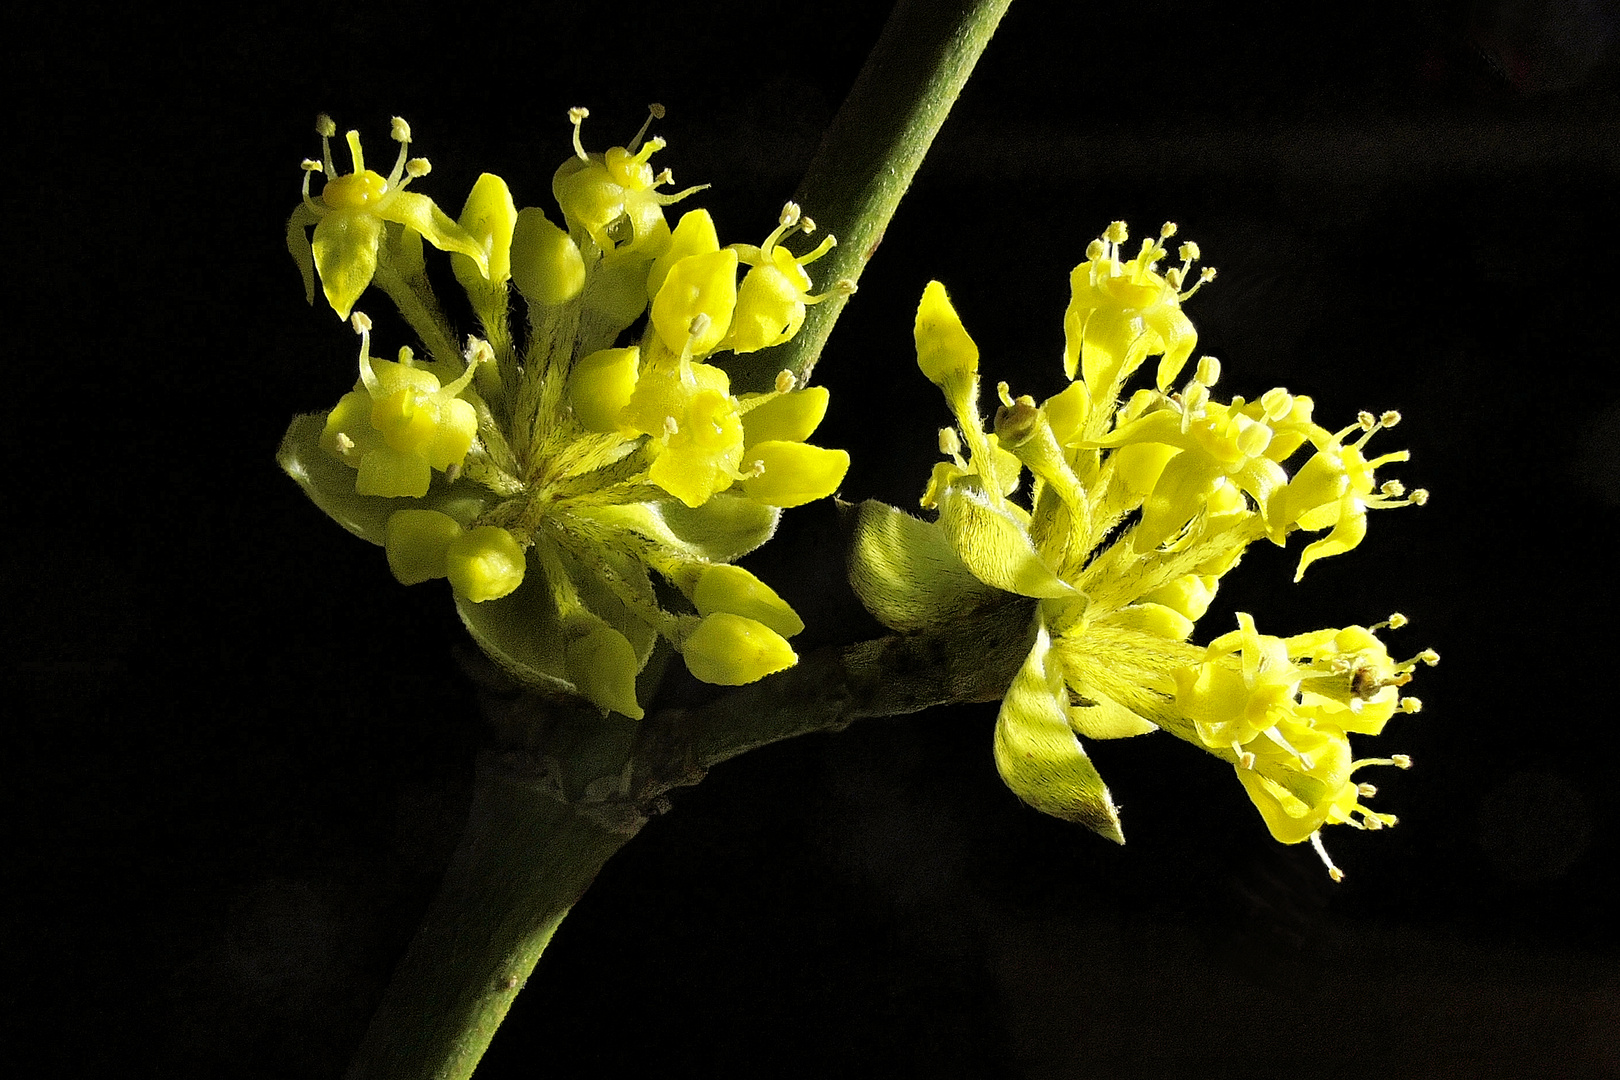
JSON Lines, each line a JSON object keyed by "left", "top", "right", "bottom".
{"left": 852, "top": 221, "right": 1431, "bottom": 878}
{"left": 281, "top": 109, "right": 851, "bottom": 719}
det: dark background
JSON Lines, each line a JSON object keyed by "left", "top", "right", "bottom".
{"left": 10, "top": 1, "right": 1619, "bottom": 1077}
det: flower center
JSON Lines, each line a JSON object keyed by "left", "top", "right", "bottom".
{"left": 322, "top": 170, "right": 389, "bottom": 210}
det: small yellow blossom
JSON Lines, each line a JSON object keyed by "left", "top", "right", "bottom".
{"left": 320, "top": 314, "right": 480, "bottom": 498}
{"left": 287, "top": 115, "right": 489, "bottom": 319}
{"left": 849, "top": 222, "right": 1429, "bottom": 878}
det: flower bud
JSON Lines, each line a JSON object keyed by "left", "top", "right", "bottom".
{"left": 681, "top": 613, "right": 796, "bottom": 685}
{"left": 510, "top": 207, "right": 586, "bottom": 306}
{"left": 384, "top": 509, "right": 464, "bottom": 585}
{"left": 569, "top": 347, "right": 641, "bottom": 434}
{"left": 446, "top": 526, "right": 526, "bottom": 603}
{"left": 693, "top": 564, "right": 805, "bottom": 639}
{"left": 453, "top": 173, "right": 517, "bottom": 290}
{"left": 565, "top": 626, "right": 644, "bottom": 719}
{"left": 914, "top": 280, "right": 979, "bottom": 388}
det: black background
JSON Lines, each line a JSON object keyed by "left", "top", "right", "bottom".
{"left": 10, "top": 1, "right": 1620, "bottom": 1077}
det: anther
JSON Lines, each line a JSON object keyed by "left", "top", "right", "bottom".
{"left": 1178, "top": 241, "right": 1201, "bottom": 262}
{"left": 390, "top": 117, "right": 412, "bottom": 144}
{"left": 1418, "top": 649, "right": 1439, "bottom": 666}
{"left": 996, "top": 381, "right": 1015, "bottom": 408}
{"left": 835, "top": 278, "right": 858, "bottom": 295}
{"left": 1410, "top": 489, "right": 1430, "bottom": 506}
{"left": 1388, "top": 612, "right": 1409, "bottom": 628}
{"left": 663, "top": 416, "right": 680, "bottom": 436}
{"left": 1357, "top": 410, "right": 1377, "bottom": 430}
{"left": 1104, "top": 221, "right": 1129, "bottom": 244}
{"left": 778, "top": 202, "right": 802, "bottom": 227}
{"left": 938, "top": 427, "right": 962, "bottom": 456}
{"left": 406, "top": 158, "right": 431, "bottom": 179}
{"left": 351, "top": 311, "right": 373, "bottom": 334}
{"left": 1358, "top": 782, "right": 1378, "bottom": 797}
{"left": 301, "top": 159, "right": 323, "bottom": 173}
{"left": 1085, "top": 239, "right": 1106, "bottom": 262}
{"left": 1194, "top": 355, "right": 1221, "bottom": 386}
{"left": 1160, "top": 222, "right": 1178, "bottom": 239}
{"left": 1381, "top": 480, "right": 1406, "bottom": 496}
{"left": 316, "top": 114, "right": 336, "bottom": 138}
{"left": 1260, "top": 387, "right": 1293, "bottom": 421}
{"left": 1400, "top": 697, "right": 1423, "bottom": 713}
{"left": 334, "top": 432, "right": 355, "bottom": 453}
{"left": 774, "top": 370, "right": 796, "bottom": 394}
{"left": 1310, "top": 832, "right": 1345, "bottom": 882}
{"left": 1392, "top": 754, "right": 1413, "bottom": 769}
{"left": 627, "top": 103, "right": 664, "bottom": 153}
{"left": 1380, "top": 410, "right": 1402, "bottom": 427}
{"left": 800, "top": 216, "right": 817, "bottom": 234}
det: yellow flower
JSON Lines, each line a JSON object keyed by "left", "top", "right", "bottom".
{"left": 282, "top": 107, "right": 848, "bottom": 720}
{"left": 849, "top": 222, "right": 1430, "bottom": 877}
{"left": 727, "top": 202, "right": 843, "bottom": 353}
{"left": 552, "top": 105, "right": 706, "bottom": 255}
{"left": 319, "top": 314, "right": 480, "bottom": 498}
{"left": 287, "top": 115, "right": 489, "bottom": 319}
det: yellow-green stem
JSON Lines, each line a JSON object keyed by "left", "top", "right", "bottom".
{"left": 344, "top": 749, "right": 641, "bottom": 1080}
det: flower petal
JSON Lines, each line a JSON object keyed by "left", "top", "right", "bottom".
{"left": 310, "top": 211, "right": 384, "bottom": 319}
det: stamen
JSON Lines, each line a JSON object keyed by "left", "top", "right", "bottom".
{"left": 568, "top": 107, "right": 591, "bottom": 161}
{"left": 317, "top": 116, "right": 338, "bottom": 177}
{"left": 626, "top": 102, "right": 665, "bottom": 154}
{"left": 1310, "top": 831, "right": 1345, "bottom": 882}
{"left": 351, "top": 312, "right": 378, "bottom": 393}
{"left": 1179, "top": 266, "right": 1216, "bottom": 300}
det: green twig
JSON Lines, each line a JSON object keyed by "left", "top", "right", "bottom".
{"left": 345, "top": 748, "right": 642, "bottom": 1080}
{"left": 734, "top": 0, "right": 1017, "bottom": 392}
